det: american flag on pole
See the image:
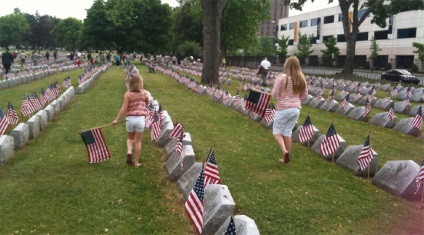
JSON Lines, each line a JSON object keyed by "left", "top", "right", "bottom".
{"left": 62, "top": 76, "right": 72, "bottom": 88}
{"left": 21, "top": 94, "right": 33, "bottom": 117}
{"left": 225, "top": 217, "right": 236, "bottom": 235}
{"left": 357, "top": 134, "right": 373, "bottom": 171}
{"left": 232, "top": 90, "right": 240, "bottom": 106}
{"left": 170, "top": 122, "right": 184, "bottom": 139}
{"left": 406, "top": 85, "right": 414, "bottom": 97}
{"left": 184, "top": 168, "right": 205, "bottom": 235}
{"left": 145, "top": 103, "right": 155, "bottom": 128}
{"left": 363, "top": 98, "right": 371, "bottom": 117}
{"left": 80, "top": 128, "right": 111, "bottom": 164}
{"left": 340, "top": 86, "right": 348, "bottom": 97}
{"left": 387, "top": 102, "right": 395, "bottom": 121}
{"left": 264, "top": 103, "right": 275, "bottom": 124}
{"left": 326, "top": 89, "right": 335, "bottom": 104}
{"left": 30, "top": 92, "right": 43, "bottom": 111}
{"left": 40, "top": 87, "right": 48, "bottom": 107}
{"left": 320, "top": 124, "right": 340, "bottom": 156}
{"left": 150, "top": 111, "right": 162, "bottom": 141}
{"left": 382, "top": 92, "right": 391, "bottom": 104}
{"left": 342, "top": 93, "right": 350, "bottom": 111}
{"left": 204, "top": 148, "right": 220, "bottom": 187}
{"left": 245, "top": 89, "right": 271, "bottom": 117}
{"left": 411, "top": 106, "right": 422, "bottom": 130}
{"left": 354, "top": 92, "right": 362, "bottom": 101}
{"left": 298, "top": 115, "right": 314, "bottom": 143}
{"left": 6, "top": 101, "right": 19, "bottom": 125}
{"left": 177, "top": 131, "right": 184, "bottom": 169}
{"left": 391, "top": 86, "right": 398, "bottom": 96}
{"left": 0, "top": 108, "right": 10, "bottom": 136}
{"left": 366, "top": 85, "right": 376, "bottom": 101}
{"left": 402, "top": 95, "right": 410, "bottom": 109}
{"left": 415, "top": 159, "right": 424, "bottom": 193}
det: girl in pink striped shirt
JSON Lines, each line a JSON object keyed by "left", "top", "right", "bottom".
{"left": 271, "top": 56, "right": 308, "bottom": 164}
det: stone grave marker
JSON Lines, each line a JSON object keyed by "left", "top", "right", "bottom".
{"left": 336, "top": 145, "right": 378, "bottom": 176}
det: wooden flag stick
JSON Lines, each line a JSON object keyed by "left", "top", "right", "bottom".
{"left": 205, "top": 147, "right": 214, "bottom": 163}
{"left": 78, "top": 120, "right": 126, "bottom": 134}
{"left": 248, "top": 87, "right": 271, "bottom": 95}
{"left": 420, "top": 184, "right": 424, "bottom": 209}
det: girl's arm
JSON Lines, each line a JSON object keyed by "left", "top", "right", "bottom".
{"left": 113, "top": 93, "right": 129, "bottom": 124}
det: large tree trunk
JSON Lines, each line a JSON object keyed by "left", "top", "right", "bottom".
{"left": 342, "top": 38, "right": 356, "bottom": 77}
{"left": 201, "top": 0, "right": 226, "bottom": 85}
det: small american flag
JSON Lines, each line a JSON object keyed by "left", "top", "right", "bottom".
{"left": 170, "top": 122, "right": 184, "bottom": 139}
{"left": 411, "top": 106, "right": 422, "bottom": 130}
{"left": 225, "top": 217, "right": 236, "bottom": 235}
{"left": 326, "top": 89, "right": 335, "bottom": 104}
{"left": 402, "top": 95, "right": 410, "bottom": 109}
{"left": 31, "top": 92, "right": 43, "bottom": 111}
{"left": 340, "top": 86, "right": 348, "bottom": 97}
{"left": 354, "top": 92, "right": 362, "bottom": 101}
{"left": 357, "top": 134, "right": 373, "bottom": 171}
{"left": 204, "top": 148, "right": 221, "bottom": 187}
{"left": 0, "top": 108, "right": 10, "bottom": 136}
{"left": 366, "top": 85, "right": 376, "bottom": 101}
{"left": 316, "top": 88, "right": 324, "bottom": 101}
{"left": 382, "top": 92, "right": 391, "bottom": 104}
{"left": 406, "top": 85, "right": 414, "bottom": 97}
{"left": 232, "top": 91, "right": 240, "bottom": 106}
{"left": 387, "top": 102, "right": 395, "bottom": 121}
{"left": 245, "top": 90, "right": 271, "bottom": 117}
{"left": 62, "top": 76, "right": 72, "bottom": 88}
{"left": 184, "top": 168, "right": 205, "bottom": 235}
{"left": 264, "top": 103, "right": 275, "bottom": 124}
{"left": 176, "top": 131, "right": 184, "bottom": 169}
{"left": 320, "top": 124, "right": 340, "bottom": 156}
{"left": 342, "top": 93, "right": 350, "bottom": 111}
{"left": 6, "top": 101, "right": 19, "bottom": 125}
{"left": 40, "top": 87, "right": 48, "bottom": 107}
{"left": 80, "top": 128, "right": 111, "bottom": 164}
{"left": 150, "top": 111, "right": 162, "bottom": 141}
{"left": 363, "top": 98, "right": 371, "bottom": 117}
{"left": 145, "top": 103, "right": 156, "bottom": 128}
{"left": 415, "top": 159, "right": 424, "bottom": 193}
{"left": 356, "top": 83, "right": 362, "bottom": 93}
{"left": 391, "top": 86, "right": 398, "bottom": 96}
{"left": 298, "top": 115, "right": 314, "bottom": 143}
{"left": 21, "top": 94, "right": 33, "bottom": 117}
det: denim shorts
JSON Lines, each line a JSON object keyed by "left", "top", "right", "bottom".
{"left": 272, "top": 108, "right": 300, "bottom": 137}
{"left": 126, "top": 116, "right": 146, "bottom": 132}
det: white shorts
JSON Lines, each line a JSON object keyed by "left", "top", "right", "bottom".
{"left": 126, "top": 116, "right": 146, "bottom": 132}
{"left": 272, "top": 108, "right": 300, "bottom": 137}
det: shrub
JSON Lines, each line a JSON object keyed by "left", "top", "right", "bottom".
{"left": 411, "top": 64, "right": 418, "bottom": 72}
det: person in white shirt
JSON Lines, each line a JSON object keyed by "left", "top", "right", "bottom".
{"left": 260, "top": 57, "right": 271, "bottom": 86}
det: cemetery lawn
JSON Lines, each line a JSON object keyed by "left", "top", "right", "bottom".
{"left": 0, "top": 63, "right": 422, "bottom": 234}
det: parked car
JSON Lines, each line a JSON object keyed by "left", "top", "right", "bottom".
{"left": 381, "top": 69, "right": 420, "bottom": 84}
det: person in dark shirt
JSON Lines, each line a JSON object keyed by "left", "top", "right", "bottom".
{"left": 2, "top": 48, "right": 14, "bottom": 78}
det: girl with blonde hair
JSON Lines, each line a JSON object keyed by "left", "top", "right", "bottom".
{"left": 113, "top": 73, "right": 149, "bottom": 167}
{"left": 271, "top": 56, "right": 308, "bottom": 164}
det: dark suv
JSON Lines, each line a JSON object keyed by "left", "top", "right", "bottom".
{"left": 381, "top": 69, "right": 420, "bottom": 84}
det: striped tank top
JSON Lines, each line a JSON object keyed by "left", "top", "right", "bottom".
{"left": 126, "top": 92, "right": 147, "bottom": 117}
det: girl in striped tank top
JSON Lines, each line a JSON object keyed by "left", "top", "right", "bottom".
{"left": 113, "top": 74, "right": 149, "bottom": 167}
{"left": 271, "top": 56, "right": 308, "bottom": 165}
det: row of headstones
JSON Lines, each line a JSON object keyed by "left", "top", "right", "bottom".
{"left": 75, "top": 63, "right": 112, "bottom": 94}
{"left": 303, "top": 92, "right": 424, "bottom": 139}
{"left": 159, "top": 68, "right": 424, "bottom": 203}
{"left": 144, "top": 95, "right": 260, "bottom": 234}
{"left": 0, "top": 64, "right": 112, "bottom": 165}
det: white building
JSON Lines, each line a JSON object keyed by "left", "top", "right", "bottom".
{"left": 277, "top": 4, "right": 424, "bottom": 70}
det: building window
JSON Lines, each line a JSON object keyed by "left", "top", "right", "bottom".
{"left": 356, "top": 32, "right": 368, "bottom": 41}
{"left": 311, "top": 37, "right": 317, "bottom": 44}
{"left": 337, "top": 34, "right": 346, "bottom": 42}
{"left": 281, "top": 24, "right": 287, "bottom": 31}
{"left": 289, "top": 22, "right": 295, "bottom": 29}
{"left": 311, "top": 18, "right": 320, "bottom": 26}
{"left": 397, "top": 28, "right": 416, "bottom": 38}
{"left": 357, "top": 8, "right": 368, "bottom": 19}
{"left": 374, "top": 30, "right": 389, "bottom": 40}
{"left": 338, "top": 13, "right": 343, "bottom": 22}
{"left": 299, "top": 20, "right": 308, "bottom": 28}
{"left": 288, "top": 39, "right": 294, "bottom": 45}
{"left": 323, "top": 15, "right": 334, "bottom": 24}
{"left": 322, "top": 35, "right": 333, "bottom": 42}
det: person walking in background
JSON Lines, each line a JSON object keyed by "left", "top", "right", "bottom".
{"left": 53, "top": 49, "right": 58, "bottom": 62}
{"left": 271, "top": 56, "right": 308, "bottom": 165}
{"left": 115, "top": 54, "right": 121, "bottom": 67}
{"left": 260, "top": 57, "right": 271, "bottom": 86}
{"left": 19, "top": 50, "right": 26, "bottom": 67}
{"left": 113, "top": 73, "right": 149, "bottom": 168}
{"left": 45, "top": 51, "right": 50, "bottom": 62}
{"left": 1, "top": 48, "right": 14, "bottom": 78}
{"left": 31, "top": 51, "right": 39, "bottom": 66}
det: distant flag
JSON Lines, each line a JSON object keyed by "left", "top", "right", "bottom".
{"left": 145, "top": 103, "right": 155, "bottom": 128}
{"left": 264, "top": 103, "right": 276, "bottom": 124}
{"left": 342, "top": 93, "right": 350, "bottom": 111}
{"left": 340, "top": 86, "right": 348, "bottom": 97}
{"left": 391, "top": 86, "right": 398, "bottom": 96}
{"left": 40, "top": 87, "right": 48, "bottom": 107}
{"left": 170, "top": 122, "right": 184, "bottom": 139}
{"left": 411, "top": 106, "right": 422, "bottom": 130}
{"left": 356, "top": 83, "right": 362, "bottom": 92}
{"left": 415, "top": 159, "right": 424, "bottom": 193}
{"left": 298, "top": 115, "right": 314, "bottom": 143}
{"left": 387, "top": 102, "right": 395, "bottom": 121}
{"left": 354, "top": 92, "right": 362, "bottom": 101}
{"left": 232, "top": 90, "right": 240, "bottom": 105}
{"left": 6, "top": 101, "right": 19, "bottom": 125}
{"left": 21, "top": 94, "right": 33, "bottom": 117}
{"left": 406, "top": 84, "right": 414, "bottom": 97}
{"left": 31, "top": 92, "right": 43, "bottom": 111}
{"left": 150, "top": 111, "right": 162, "bottom": 141}
{"left": 239, "top": 95, "right": 247, "bottom": 112}
{"left": 402, "top": 95, "right": 410, "bottom": 109}
{"left": 363, "top": 98, "right": 371, "bottom": 117}
{"left": 184, "top": 168, "right": 205, "bottom": 235}
{"left": 245, "top": 89, "right": 271, "bottom": 117}
{"left": 204, "top": 148, "right": 220, "bottom": 187}
{"left": 366, "top": 85, "right": 376, "bottom": 101}
{"left": 320, "top": 124, "right": 340, "bottom": 156}
{"left": 0, "top": 108, "right": 10, "bottom": 136}
{"left": 316, "top": 88, "right": 324, "bottom": 101}
{"left": 177, "top": 131, "right": 184, "bottom": 169}
{"left": 225, "top": 217, "right": 236, "bottom": 235}
{"left": 357, "top": 134, "right": 373, "bottom": 171}
{"left": 62, "top": 77, "right": 72, "bottom": 88}
{"left": 326, "top": 89, "right": 335, "bottom": 104}
{"left": 80, "top": 128, "right": 111, "bottom": 164}
{"left": 382, "top": 91, "right": 391, "bottom": 104}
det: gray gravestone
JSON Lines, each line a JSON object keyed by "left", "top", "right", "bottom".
{"left": 336, "top": 145, "right": 378, "bottom": 176}
{"left": 165, "top": 144, "right": 195, "bottom": 181}
{"left": 319, "top": 100, "right": 339, "bottom": 112}
{"left": 346, "top": 106, "right": 368, "bottom": 121}
{"left": 35, "top": 110, "right": 48, "bottom": 130}
{"left": 202, "top": 184, "right": 236, "bottom": 235}
{"left": 11, "top": 123, "right": 29, "bottom": 149}
{"left": 334, "top": 103, "right": 355, "bottom": 116}
{"left": 163, "top": 132, "right": 192, "bottom": 161}
{"left": 44, "top": 104, "right": 55, "bottom": 122}
{"left": 379, "top": 83, "right": 391, "bottom": 91}
{"left": 292, "top": 125, "right": 320, "bottom": 148}
{"left": 393, "top": 117, "right": 421, "bottom": 137}
{"left": 370, "top": 112, "right": 397, "bottom": 128}
{"left": 373, "top": 99, "right": 392, "bottom": 110}
{"left": 0, "top": 135, "right": 14, "bottom": 165}
{"left": 26, "top": 115, "right": 41, "bottom": 139}
{"left": 301, "top": 95, "right": 314, "bottom": 105}
{"left": 394, "top": 101, "right": 410, "bottom": 114}
{"left": 176, "top": 162, "right": 203, "bottom": 199}
{"left": 308, "top": 97, "right": 325, "bottom": 108}
{"left": 372, "top": 160, "right": 421, "bottom": 200}
{"left": 409, "top": 105, "right": 424, "bottom": 117}
{"left": 311, "top": 134, "right": 347, "bottom": 161}
{"left": 395, "top": 90, "right": 407, "bottom": 100}
{"left": 215, "top": 215, "right": 260, "bottom": 235}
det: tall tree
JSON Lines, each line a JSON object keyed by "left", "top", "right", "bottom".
{"left": 321, "top": 35, "right": 339, "bottom": 67}
{"left": 284, "top": 0, "right": 424, "bottom": 77}
{"left": 0, "top": 8, "right": 29, "bottom": 48}
{"left": 83, "top": 0, "right": 110, "bottom": 51}
{"left": 412, "top": 42, "right": 424, "bottom": 70}
{"left": 369, "top": 36, "right": 381, "bottom": 69}
{"left": 296, "top": 32, "right": 314, "bottom": 65}
{"left": 174, "top": 0, "right": 203, "bottom": 47}
{"left": 51, "top": 17, "right": 83, "bottom": 53}
{"left": 276, "top": 35, "right": 290, "bottom": 63}
{"left": 201, "top": 0, "right": 226, "bottom": 85}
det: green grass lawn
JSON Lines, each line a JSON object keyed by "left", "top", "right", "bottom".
{"left": 0, "top": 63, "right": 423, "bottom": 234}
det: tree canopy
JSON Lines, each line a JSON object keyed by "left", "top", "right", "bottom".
{"left": 51, "top": 18, "right": 83, "bottom": 53}
{"left": 0, "top": 8, "right": 29, "bottom": 48}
